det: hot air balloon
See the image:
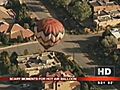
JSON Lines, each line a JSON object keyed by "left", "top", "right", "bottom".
{"left": 35, "top": 18, "right": 65, "bottom": 50}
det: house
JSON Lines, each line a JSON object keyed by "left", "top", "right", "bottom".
{"left": 10, "top": 24, "right": 34, "bottom": 39}
{"left": 109, "top": 10, "right": 120, "bottom": 17}
{"left": 94, "top": 10, "right": 120, "bottom": 27}
{"left": 44, "top": 70, "right": 80, "bottom": 90}
{"left": 110, "top": 28, "right": 120, "bottom": 39}
{"left": 0, "top": 6, "right": 15, "bottom": 23}
{"left": 109, "top": 28, "right": 120, "bottom": 49}
{"left": 96, "top": 10, "right": 111, "bottom": 20}
{"left": 0, "top": 21, "right": 9, "bottom": 33}
{"left": 89, "top": 0, "right": 120, "bottom": 12}
{"left": 0, "top": 21, "right": 34, "bottom": 40}
{"left": 17, "top": 52, "right": 61, "bottom": 76}
{"left": 95, "top": 18, "right": 120, "bottom": 28}
{"left": 89, "top": 0, "right": 120, "bottom": 28}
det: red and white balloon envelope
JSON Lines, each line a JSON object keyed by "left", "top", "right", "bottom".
{"left": 35, "top": 18, "right": 65, "bottom": 50}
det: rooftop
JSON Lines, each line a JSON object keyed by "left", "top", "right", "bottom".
{"left": 98, "top": 1, "right": 106, "bottom": 6}
{"left": 17, "top": 52, "right": 61, "bottom": 76}
{"left": 106, "top": 1, "right": 118, "bottom": 6}
{"left": 110, "top": 10, "right": 120, "bottom": 14}
{"left": 0, "top": 22, "right": 34, "bottom": 39}
{"left": 90, "top": 1, "right": 101, "bottom": 6}
{"left": 98, "top": 10, "right": 109, "bottom": 16}
{"left": 46, "top": 70, "right": 74, "bottom": 78}
{"left": 11, "top": 24, "right": 34, "bottom": 39}
{"left": 110, "top": 28, "right": 120, "bottom": 39}
{"left": 44, "top": 70, "right": 80, "bottom": 90}
{"left": 0, "top": 21, "right": 9, "bottom": 33}
{"left": 0, "top": 6, "right": 15, "bottom": 21}
{"left": 90, "top": 0, "right": 118, "bottom": 6}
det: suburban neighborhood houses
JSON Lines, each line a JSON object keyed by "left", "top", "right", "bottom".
{"left": 44, "top": 70, "right": 80, "bottom": 90}
{"left": 89, "top": 0, "right": 120, "bottom": 28}
{"left": 17, "top": 52, "right": 61, "bottom": 77}
{"left": 0, "top": 0, "right": 120, "bottom": 90}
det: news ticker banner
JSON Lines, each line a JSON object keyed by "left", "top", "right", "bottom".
{"left": 0, "top": 77, "right": 120, "bottom": 81}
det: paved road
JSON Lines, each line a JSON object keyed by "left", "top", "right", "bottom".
{"left": 0, "top": 34, "right": 100, "bottom": 68}
{"left": 24, "top": 0, "right": 52, "bottom": 19}
{"left": 50, "top": 34, "right": 100, "bottom": 68}
{"left": 23, "top": 0, "right": 100, "bottom": 67}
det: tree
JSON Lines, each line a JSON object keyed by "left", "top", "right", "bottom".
{"left": 1, "top": 34, "right": 9, "bottom": 45}
{"left": 70, "top": 0, "right": 92, "bottom": 21}
{"left": 30, "top": 18, "right": 37, "bottom": 32}
{"left": 112, "top": 54, "right": 119, "bottom": 63}
{"left": 17, "top": 36, "right": 23, "bottom": 43}
{"left": 102, "top": 29, "right": 111, "bottom": 37}
{"left": 18, "top": 5, "right": 30, "bottom": 22}
{"left": 18, "top": 68, "right": 28, "bottom": 77}
{"left": 0, "top": 32, "right": 3, "bottom": 41}
{"left": 0, "top": 51, "right": 11, "bottom": 67}
{"left": 24, "top": 23, "right": 30, "bottom": 29}
{"left": 8, "top": 64, "right": 18, "bottom": 76}
{"left": 50, "top": 0, "right": 71, "bottom": 8}
{"left": 110, "top": 51, "right": 119, "bottom": 64}
{"left": 101, "top": 35, "right": 118, "bottom": 48}
{"left": 80, "top": 82, "right": 89, "bottom": 90}
{"left": 5, "top": 0, "right": 21, "bottom": 20}
{"left": 8, "top": 65, "right": 28, "bottom": 76}
{"left": 10, "top": 52, "right": 18, "bottom": 65}
{"left": 24, "top": 49, "right": 29, "bottom": 55}
{"left": 0, "top": 59, "right": 7, "bottom": 75}
{"left": 0, "top": 51, "right": 11, "bottom": 74}
{"left": 59, "top": 0, "right": 71, "bottom": 7}
{"left": 5, "top": 0, "right": 30, "bottom": 25}
{"left": 101, "top": 38, "right": 110, "bottom": 48}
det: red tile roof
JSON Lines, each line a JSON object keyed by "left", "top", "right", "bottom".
{"left": 0, "top": 22, "right": 9, "bottom": 33}
{"left": 0, "top": 22, "right": 34, "bottom": 39}
{"left": 22, "top": 29, "right": 34, "bottom": 38}
{"left": 11, "top": 24, "right": 24, "bottom": 32}
{"left": 11, "top": 24, "right": 34, "bottom": 39}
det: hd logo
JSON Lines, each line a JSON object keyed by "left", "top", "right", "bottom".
{"left": 95, "top": 66, "right": 115, "bottom": 85}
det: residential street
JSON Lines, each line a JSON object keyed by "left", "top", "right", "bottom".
{"left": 24, "top": 0, "right": 52, "bottom": 19}
{"left": 0, "top": 0, "right": 101, "bottom": 68}
{"left": 0, "top": 34, "right": 100, "bottom": 68}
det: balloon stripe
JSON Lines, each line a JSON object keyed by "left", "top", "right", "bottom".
{"left": 36, "top": 18, "right": 65, "bottom": 49}
{"left": 37, "top": 35, "right": 63, "bottom": 44}
{"left": 36, "top": 32, "right": 64, "bottom": 42}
